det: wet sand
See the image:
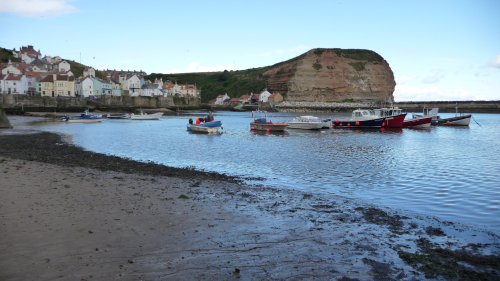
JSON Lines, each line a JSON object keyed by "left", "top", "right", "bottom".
{"left": 0, "top": 131, "right": 499, "bottom": 280}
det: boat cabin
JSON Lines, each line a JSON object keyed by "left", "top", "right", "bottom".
{"left": 373, "top": 107, "right": 404, "bottom": 117}
{"left": 352, "top": 109, "right": 376, "bottom": 119}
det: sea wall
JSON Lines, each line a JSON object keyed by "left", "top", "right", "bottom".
{"left": 0, "top": 94, "right": 201, "bottom": 113}
{"left": 394, "top": 101, "right": 500, "bottom": 113}
{"left": 274, "top": 100, "right": 500, "bottom": 113}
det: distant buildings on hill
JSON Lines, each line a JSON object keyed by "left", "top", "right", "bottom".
{"left": 0, "top": 45, "right": 200, "bottom": 99}
{"left": 210, "top": 89, "right": 284, "bottom": 106}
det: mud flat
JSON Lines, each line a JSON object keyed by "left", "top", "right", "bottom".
{"left": 0, "top": 131, "right": 498, "bottom": 280}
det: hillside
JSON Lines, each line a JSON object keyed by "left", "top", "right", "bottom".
{"left": 146, "top": 48, "right": 396, "bottom": 103}
{"left": 0, "top": 47, "right": 21, "bottom": 63}
{"left": 146, "top": 68, "right": 267, "bottom": 103}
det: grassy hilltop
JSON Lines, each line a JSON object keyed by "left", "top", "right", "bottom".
{"left": 146, "top": 68, "right": 268, "bottom": 103}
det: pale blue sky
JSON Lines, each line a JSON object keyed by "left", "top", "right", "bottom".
{"left": 1, "top": 0, "right": 499, "bottom": 101}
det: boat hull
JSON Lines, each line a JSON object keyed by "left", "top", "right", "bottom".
{"left": 435, "top": 115, "right": 471, "bottom": 126}
{"left": 287, "top": 122, "right": 324, "bottom": 130}
{"left": 250, "top": 122, "right": 288, "bottom": 132}
{"left": 382, "top": 113, "right": 406, "bottom": 128}
{"left": 65, "top": 119, "right": 102, "bottom": 123}
{"left": 333, "top": 118, "right": 385, "bottom": 128}
{"left": 187, "top": 125, "right": 220, "bottom": 134}
{"left": 130, "top": 112, "right": 163, "bottom": 120}
{"left": 403, "top": 116, "right": 432, "bottom": 128}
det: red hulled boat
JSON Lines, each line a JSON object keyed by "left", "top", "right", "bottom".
{"left": 373, "top": 107, "right": 407, "bottom": 128}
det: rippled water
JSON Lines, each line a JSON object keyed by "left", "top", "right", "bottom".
{"left": 22, "top": 111, "right": 500, "bottom": 232}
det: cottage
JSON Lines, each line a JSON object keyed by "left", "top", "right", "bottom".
{"left": 40, "top": 74, "right": 75, "bottom": 97}
{"left": 259, "top": 89, "right": 272, "bottom": 103}
{"left": 141, "top": 82, "right": 163, "bottom": 97}
{"left": 120, "top": 74, "right": 142, "bottom": 96}
{"left": 215, "top": 93, "right": 230, "bottom": 105}
{"left": 227, "top": 98, "right": 242, "bottom": 105}
{"left": 239, "top": 94, "right": 251, "bottom": 104}
{"left": 58, "top": 61, "right": 71, "bottom": 73}
{"left": 19, "top": 45, "right": 41, "bottom": 64}
{"left": 2, "top": 74, "right": 23, "bottom": 94}
{"left": 1, "top": 60, "right": 22, "bottom": 75}
{"left": 83, "top": 67, "right": 96, "bottom": 78}
{"left": 81, "top": 77, "right": 112, "bottom": 97}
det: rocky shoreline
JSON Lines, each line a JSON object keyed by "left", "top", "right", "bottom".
{"left": 0, "top": 130, "right": 499, "bottom": 280}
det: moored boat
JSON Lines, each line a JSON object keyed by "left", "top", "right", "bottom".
{"left": 250, "top": 111, "right": 288, "bottom": 132}
{"left": 373, "top": 107, "right": 407, "bottom": 127}
{"left": 287, "top": 116, "right": 324, "bottom": 130}
{"left": 332, "top": 109, "right": 386, "bottom": 128}
{"left": 435, "top": 114, "right": 471, "bottom": 126}
{"left": 187, "top": 116, "right": 223, "bottom": 134}
{"left": 187, "top": 124, "right": 221, "bottom": 134}
{"left": 106, "top": 113, "right": 131, "bottom": 119}
{"left": 402, "top": 116, "right": 432, "bottom": 128}
{"left": 130, "top": 110, "right": 163, "bottom": 120}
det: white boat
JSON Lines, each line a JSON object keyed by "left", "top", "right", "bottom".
{"left": 187, "top": 124, "right": 221, "bottom": 134}
{"left": 287, "top": 116, "right": 324, "bottom": 130}
{"left": 130, "top": 111, "right": 163, "bottom": 120}
{"left": 63, "top": 118, "right": 102, "bottom": 123}
{"left": 106, "top": 113, "right": 131, "bottom": 119}
{"left": 321, "top": 118, "right": 332, "bottom": 129}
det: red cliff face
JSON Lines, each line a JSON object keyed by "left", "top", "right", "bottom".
{"left": 263, "top": 48, "right": 395, "bottom": 103}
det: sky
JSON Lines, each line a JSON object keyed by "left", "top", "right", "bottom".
{"left": 0, "top": 0, "right": 499, "bottom": 101}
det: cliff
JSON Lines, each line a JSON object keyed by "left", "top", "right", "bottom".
{"left": 262, "top": 48, "right": 395, "bottom": 103}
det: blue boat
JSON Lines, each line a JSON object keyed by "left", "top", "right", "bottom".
{"left": 80, "top": 110, "right": 103, "bottom": 120}
{"left": 187, "top": 120, "right": 223, "bottom": 134}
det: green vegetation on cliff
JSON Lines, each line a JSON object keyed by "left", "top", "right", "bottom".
{"left": 146, "top": 68, "right": 267, "bottom": 103}
{"left": 0, "top": 47, "right": 21, "bottom": 63}
{"left": 333, "top": 48, "right": 384, "bottom": 62}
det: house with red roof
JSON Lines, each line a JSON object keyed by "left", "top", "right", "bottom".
{"left": 1, "top": 74, "right": 23, "bottom": 94}
{"left": 215, "top": 93, "right": 230, "bottom": 105}
{"left": 19, "top": 45, "right": 42, "bottom": 64}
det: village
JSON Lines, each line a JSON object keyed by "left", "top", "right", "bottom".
{"left": 0, "top": 45, "right": 284, "bottom": 108}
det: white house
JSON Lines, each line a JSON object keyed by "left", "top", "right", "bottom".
{"left": 81, "top": 77, "right": 112, "bottom": 97}
{"left": 19, "top": 45, "right": 41, "bottom": 64}
{"left": 141, "top": 83, "right": 163, "bottom": 96}
{"left": 2, "top": 74, "right": 23, "bottom": 94}
{"left": 215, "top": 93, "right": 230, "bottom": 105}
{"left": 1, "top": 60, "right": 22, "bottom": 75}
{"left": 58, "top": 61, "right": 71, "bottom": 73}
{"left": 259, "top": 89, "right": 272, "bottom": 103}
{"left": 122, "top": 74, "right": 142, "bottom": 96}
{"left": 83, "top": 67, "right": 96, "bottom": 78}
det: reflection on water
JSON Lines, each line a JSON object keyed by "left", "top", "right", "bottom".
{"left": 18, "top": 112, "right": 500, "bottom": 232}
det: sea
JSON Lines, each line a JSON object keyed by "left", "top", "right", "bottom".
{"left": 17, "top": 111, "right": 500, "bottom": 233}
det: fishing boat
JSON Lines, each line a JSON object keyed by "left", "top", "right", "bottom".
{"left": 287, "top": 116, "right": 324, "bottom": 130}
{"left": 250, "top": 111, "right": 288, "bottom": 132}
{"left": 61, "top": 110, "right": 103, "bottom": 123}
{"left": 332, "top": 109, "right": 386, "bottom": 128}
{"left": 435, "top": 114, "right": 471, "bottom": 126}
{"left": 434, "top": 104, "right": 471, "bottom": 126}
{"left": 80, "top": 110, "right": 103, "bottom": 119}
{"left": 373, "top": 107, "right": 407, "bottom": 127}
{"left": 106, "top": 113, "right": 131, "bottom": 119}
{"left": 130, "top": 110, "right": 163, "bottom": 120}
{"left": 187, "top": 119, "right": 223, "bottom": 134}
{"left": 62, "top": 115, "right": 102, "bottom": 123}
{"left": 402, "top": 115, "right": 432, "bottom": 128}
{"left": 414, "top": 107, "right": 440, "bottom": 124}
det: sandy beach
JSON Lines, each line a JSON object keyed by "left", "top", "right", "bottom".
{"left": 0, "top": 130, "right": 499, "bottom": 280}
